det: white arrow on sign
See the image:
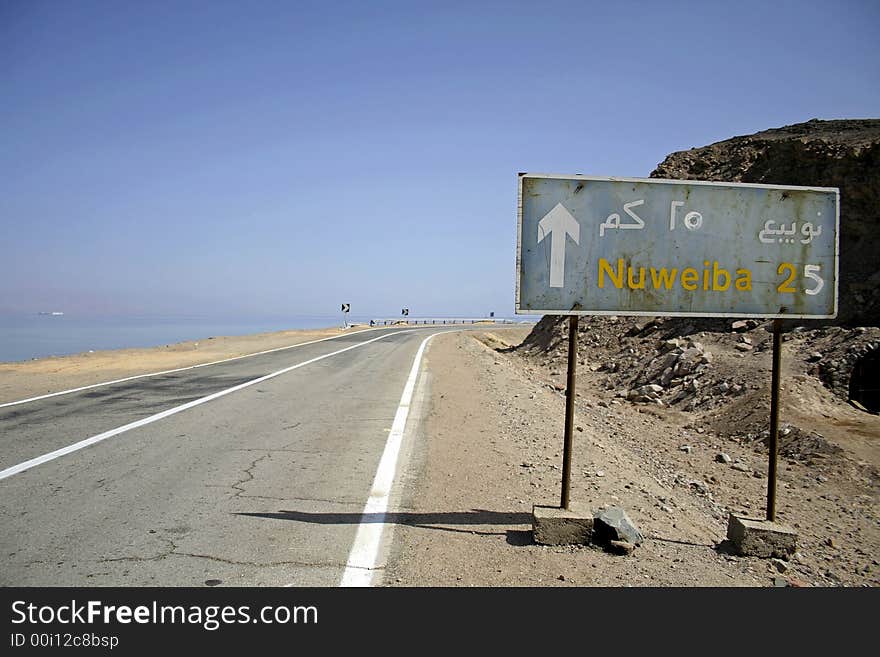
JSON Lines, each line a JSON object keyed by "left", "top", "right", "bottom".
{"left": 537, "top": 202, "right": 580, "bottom": 288}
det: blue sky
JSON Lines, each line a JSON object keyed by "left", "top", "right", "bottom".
{"left": 2, "top": 0, "right": 878, "bottom": 319}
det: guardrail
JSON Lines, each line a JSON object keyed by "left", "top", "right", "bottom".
{"left": 368, "top": 318, "right": 519, "bottom": 326}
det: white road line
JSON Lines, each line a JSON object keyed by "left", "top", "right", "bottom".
{"left": 0, "top": 331, "right": 407, "bottom": 482}
{"left": 339, "top": 330, "right": 443, "bottom": 587}
{"left": 0, "top": 327, "right": 386, "bottom": 409}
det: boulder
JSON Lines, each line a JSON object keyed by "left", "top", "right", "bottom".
{"left": 593, "top": 507, "right": 644, "bottom": 546}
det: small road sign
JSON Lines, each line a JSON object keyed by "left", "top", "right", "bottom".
{"left": 341, "top": 303, "right": 350, "bottom": 313}
{"left": 401, "top": 308, "right": 409, "bottom": 316}
{"left": 517, "top": 173, "right": 839, "bottom": 319}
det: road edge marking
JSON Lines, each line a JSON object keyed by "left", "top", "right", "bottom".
{"left": 0, "top": 327, "right": 387, "bottom": 409}
{"left": 0, "top": 331, "right": 407, "bottom": 482}
{"left": 339, "top": 330, "right": 444, "bottom": 587}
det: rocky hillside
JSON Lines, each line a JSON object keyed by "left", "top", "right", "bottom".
{"left": 652, "top": 118, "right": 880, "bottom": 326}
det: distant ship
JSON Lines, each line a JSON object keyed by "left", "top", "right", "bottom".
{"left": 38, "top": 311, "right": 64, "bottom": 316}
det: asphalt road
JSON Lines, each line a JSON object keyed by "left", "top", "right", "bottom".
{"left": 0, "top": 326, "right": 465, "bottom": 586}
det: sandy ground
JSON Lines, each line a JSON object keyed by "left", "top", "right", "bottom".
{"left": 383, "top": 329, "right": 879, "bottom": 587}
{"left": 0, "top": 325, "right": 373, "bottom": 404}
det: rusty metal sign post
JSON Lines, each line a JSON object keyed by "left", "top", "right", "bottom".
{"left": 767, "top": 318, "right": 783, "bottom": 520}
{"left": 560, "top": 315, "right": 578, "bottom": 509}
{"left": 516, "top": 173, "right": 839, "bottom": 519}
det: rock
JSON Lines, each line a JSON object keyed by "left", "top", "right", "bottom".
{"left": 668, "top": 386, "right": 688, "bottom": 404}
{"left": 658, "top": 352, "right": 679, "bottom": 370}
{"left": 608, "top": 540, "right": 635, "bottom": 556}
{"left": 785, "top": 577, "right": 811, "bottom": 588}
{"left": 807, "top": 352, "right": 823, "bottom": 362}
{"left": 628, "top": 383, "right": 663, "bottom": 403}
{"left": 716, "top": 453, "right": 732, "bottom": 464}
{"left": 593, "top": 507, "right": 644, "bottom": 546}
{"left": 661, "top": 338, "right": 681, "bottom": 352}
{"left": 735, "top": 343, "right": 753, "bottom": 352}
{"left": 627, "top": 319, "right": 659, "bottom": 336}
{"left": 679, "top": 347, "right": 704, "bottom": 362}
{"left": 595, "top": 470, "right": 605, "bottom": 478}
{"left": 732, "top": 463, "right": 752, "bottom": 473}
{"left": 740, "top": 335, "right": 753, "bottom": 345}
{"left": 772, "top": 558, "right": 790, "bottom": 573}
{"left": 689, "top": 480, "right": 709, "bottom": 494}
{"left": 731, "top": 320, "right": 750, "bottom": 332}
{"left": 680, "top": 445, "right": 693, "bottom": 453}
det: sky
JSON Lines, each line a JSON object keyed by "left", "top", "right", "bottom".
{"left": 2, "top": 0, "right": 878, "bottom": 319}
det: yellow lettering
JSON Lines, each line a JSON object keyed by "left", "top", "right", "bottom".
{"left": 597, "top": 259, "right": 752, "bottom": 293}
{"left": 649, "top": 267, "right": 678, "bottom": 290}
{"left": 627, "top": 266, "right": 646, "bottom": 289}
{"left": 712, "top": 261, "right": 731, "bottom": 291}
{"left": 598, "top": 258, "right": 623, "bottom": 289}
{"left": 776, "top": 263, "right": 796, "bottom": 293}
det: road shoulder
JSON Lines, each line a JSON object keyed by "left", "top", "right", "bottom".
{"left": 384, "top": 329, "right": 775, "bottom": 586}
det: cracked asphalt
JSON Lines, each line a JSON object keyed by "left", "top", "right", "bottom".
{"left": 0, "top": 326, "right": 461, "bottom": 586}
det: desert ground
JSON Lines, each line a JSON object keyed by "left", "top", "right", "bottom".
{"left": 384, "top": 325, "right": 879, "bottom": 587}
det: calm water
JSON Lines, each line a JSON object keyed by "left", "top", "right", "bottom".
{"left": 0, "top": 313, "right": 529, "bottom": 363}
{"left": 0, "top": 314, "right": 372, "bottom": 363}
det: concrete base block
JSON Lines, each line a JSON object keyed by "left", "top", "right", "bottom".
{"left": 726, "top": 514, "right": 798, "bottom": 558}
{"left": 532, "top": 504, "right": 593, "bottom": 546}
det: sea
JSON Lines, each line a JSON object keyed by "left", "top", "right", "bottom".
{"left": 0, "top": 313, "right": 372, "bottom": 363}
{"left": 0, "top": 313, "right": 528, "bottom": 363}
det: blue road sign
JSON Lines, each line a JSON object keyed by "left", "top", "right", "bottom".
{"left": 516, "top": 174, "right": 839, "bottom": 319}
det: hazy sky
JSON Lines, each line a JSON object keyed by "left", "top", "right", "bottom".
{"left": 2, "top": 0, "right": 878, "bottom": 319}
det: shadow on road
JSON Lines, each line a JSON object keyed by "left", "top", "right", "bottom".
{"left": 237, "top": 509, "right": 533, "bottom": 537}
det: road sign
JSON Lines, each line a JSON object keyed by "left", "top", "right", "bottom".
{"left": 401, "top": 308, "right": 409, "bottom": 316}
{"left": 516, "top": 174, "right": 839, "bottom": 319}
{"left": 341, "top": 303, "right": 350, "bottom": 313}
